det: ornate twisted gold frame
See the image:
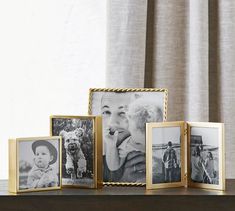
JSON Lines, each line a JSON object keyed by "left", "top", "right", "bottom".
{"left": 88, "top": 88, "right": 168, "bottom": 186}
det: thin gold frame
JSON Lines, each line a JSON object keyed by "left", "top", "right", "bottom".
{"left": 88, "top": 88, "right": 168, "bottom": 186}
{"left": 8, "top": 136, "right": 62, "bottom": 193}
{"left": 187, "top": 122, "right": 225, "bottom": 190}
{"left": 146, "top": 121, "right": 186, "bottom": 189}
{"left": 50, "top": 115, "right": 103, "bottom": 188}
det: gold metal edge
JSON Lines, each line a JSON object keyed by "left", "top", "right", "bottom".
{"left": 8, "top": 139, "right": 17, "bottom": 193}
{"left": 146, "top": 123, "right": 153, "bottom": 189}
{"left": 222, "top": 123, "right": 225, "bottom": 190}
{"left": 59, "top": 136, "right": 62, "bottom": 189}
{"left": 96, "top": 116, "right": 103, "bottom": 188}
{"left": 50, "top": 115, "right": 98, "bottom": 119}
{"left": 93, "top": 117, "right": 96, "bottom": 188}
{"left": 103, "top": 182, "right": 145, "bottom": 186}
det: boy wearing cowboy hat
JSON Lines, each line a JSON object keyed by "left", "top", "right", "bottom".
{"left": 27, "top": 140, "right": 59, "bottom": 189}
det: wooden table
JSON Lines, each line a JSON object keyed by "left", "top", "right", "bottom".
{"left": 1, "top": 180, "right": 235, "bottom": 211}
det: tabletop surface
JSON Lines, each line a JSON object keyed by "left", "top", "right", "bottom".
{"left": 1, "top": 179, "right": 235, "bottom": 196}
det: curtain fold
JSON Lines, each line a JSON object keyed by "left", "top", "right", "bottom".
{"left": 209, "top": 0, "right": 235, "bottom": 178}
{"left": 106, "top": 0, "right": 235, "bottom": 178}
{"left": 146, "top": 0, "right": 189, "bottom": 121}
{"left": 188, "top": 0, "right": 209, "bottom": 121}
{"left": 106, "top": 0, "right": 148, "bottom": 87}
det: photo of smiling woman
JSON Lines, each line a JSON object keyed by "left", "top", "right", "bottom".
{"left": 89, "top": 89, "right": 167, "bottom": 184}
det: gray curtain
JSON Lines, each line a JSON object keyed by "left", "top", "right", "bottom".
{"left": 106, "top": 0, "right": 235, "bottom": 178}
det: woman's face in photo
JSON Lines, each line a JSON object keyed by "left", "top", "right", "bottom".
{"left": 101, "top": 93, "right": 130, "bottom": 131}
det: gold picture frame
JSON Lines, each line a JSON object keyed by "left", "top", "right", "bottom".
{"left": 187, "top": 122, "right": 225, "bottom": 190}
{"left": 146, "top": 121, "right": 225, "bottom": 191}
{"left": 8, "top": 136, "right": 62, "bottom": 193}
{"left": 146, "top": 121, "right": 186, "bottom": 189}
{"left": 88, "top": 88, "right": 168, "bottom": 186}
{"left": 50, "top": 115, "right": 103, "bottom": 188}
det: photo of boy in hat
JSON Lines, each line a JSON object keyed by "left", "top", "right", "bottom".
{"left": 27, "top": 140, "right": 59, "bottom": 189}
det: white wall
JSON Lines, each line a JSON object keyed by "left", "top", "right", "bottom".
{"left": 0, "top": 0, "right": 106, "bottom": 179}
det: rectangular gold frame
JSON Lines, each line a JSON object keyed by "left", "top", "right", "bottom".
{"left": 50, "top": 115, "right": 103, "bottom": 188}
{"left": 8, "top": 136, "right": 62, "bottom": 193}
{"left": 187, "top": 122, "right": 225, "bottom": 190}
{"left": 146, "top": 121, "right": 186, "bottom": 189}
{"left": 88, "top": 88, "right": 168, "bottom": 186}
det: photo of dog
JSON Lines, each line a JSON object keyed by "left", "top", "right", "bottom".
{"left": 60, "top": 129, "right": 87, "bottom": 180}
{"left": 51, "top": 116, "right": 94, "bottom": 187}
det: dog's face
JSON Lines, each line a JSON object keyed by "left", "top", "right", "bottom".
{"left": 60, "top": 128, "right": 84, "bottom": 155}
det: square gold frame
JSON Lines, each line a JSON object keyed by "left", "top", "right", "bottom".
{"left": 88, "top": 88, "right": 168, "bottom": 186}
{"left": 187, "top": 122, "right": 225, "bottom": 190}
{"left": 50, "top": 115, "right": 103, "bottom": 188}
{"left": 146, "top": 121, "right": 186, "bottom": 189}
{"left": 8, "top": 136, "right": 62, "bottom": 193}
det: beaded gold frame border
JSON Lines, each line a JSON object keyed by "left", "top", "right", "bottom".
{"left": 88, "top": 88, "right": 168, "bottom": 186}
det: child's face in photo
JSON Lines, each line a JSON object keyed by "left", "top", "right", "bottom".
{"left": 128, "top": 115, "right": 145, "bottom": 145}
{"left": 127, "top": 114, "right": 136, "bottom": 135}
{"left": 34, "top": 146, "right": 52, "bottom": 169}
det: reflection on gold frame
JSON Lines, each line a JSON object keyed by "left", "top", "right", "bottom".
{"left": 88, "top": 88, "right": 168, "bottom": 186}
{"left": 187, "top": 122, "right": 225, "bottom": 191}
{"left": 146, "top": 121, "right": 186, "bottom": 189}
{"left": 8, "top": 136, "right": 62, "bottom": 193}
{"left": 50, "top": 115, "right": 103, "bottom": 189}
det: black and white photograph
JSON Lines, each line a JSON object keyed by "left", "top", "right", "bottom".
{"left": 188, "top": 122, "right": 225, "bottom": 190}
{"left": 51, "top": 116, "right": 95, "bottom": 187}
{"left": 146, "top": 122, "right": 185, "bottom": 189}
{"left": 152, "top": 126, "right": 181, "bottom": 184}
{"left": 88, "top": 88, "right": 167, "bottom": 185}
{"left": 17, "top": 137, "right": 61, "bottom": 192}
{"left": 190, "top": 127, "right": 219, "bottom": 184}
